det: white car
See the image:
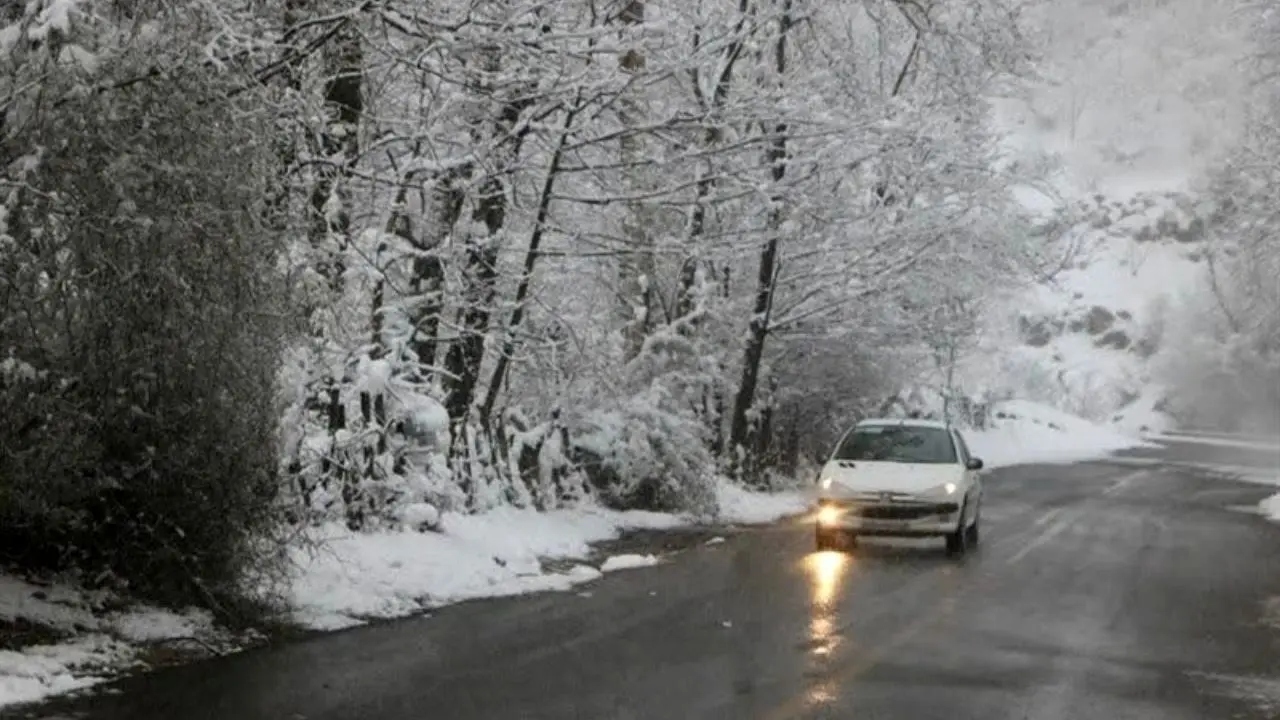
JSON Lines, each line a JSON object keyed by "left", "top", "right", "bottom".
{"left": 814, "top": 418, "right": 985, "bottom": 556}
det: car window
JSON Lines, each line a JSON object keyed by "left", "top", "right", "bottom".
{"left": 832, "top": 425, "right": 959, "bottom": 464}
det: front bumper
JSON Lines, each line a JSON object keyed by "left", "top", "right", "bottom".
{"left": 815, "top": 497, "right": 960, "bottom": 536}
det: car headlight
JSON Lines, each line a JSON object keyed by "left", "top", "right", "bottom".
{"left": 817, "top": 506, "right": 842, "bottom": 525}
{"left": 820, "top": 476, "right": 833, "bottom": 490}
{"left": 922, "top": 482, "right": 960, "bottom": 497}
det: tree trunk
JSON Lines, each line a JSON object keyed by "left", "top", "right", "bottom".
{"left": 309, "top": 24, "right": 362, "bottom": 299}
{"left": 442, "top": 50, "right": 532, "bottom": 501}
{"left": 479, "top": 103, "right": 578, "bottom": 427}
{"left": 407, "top": 171, "right": 464, "bottom": 380}
{"left": 676, "top": 0, "right": 752, "bottom": 321}
{"left": 615, "top": 0, "right": 654, "bottom": 360}
{"left": 728, "top": 0, "right": 790, "bottom": 479}
{"left": 304, "top": 20, "right": 362, "bottom": 493}
{"left": 442, "top": 172, "right": 504, "bottom": 429}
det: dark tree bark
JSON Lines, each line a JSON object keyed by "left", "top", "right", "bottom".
{"left": 615, "top": 0, "right": 655, "bottom": 360}
{"left": 301, "top": 19, "right": 362, "bottom": 523}
{"left": 479, "top": 104, "right": 578, "bottom": 427}
{"left": 406, "top": 171, "right": 464, "bottom": 379}
{"left": 728, "top": 0, "right": 790, "bottom": 480}
{"left": 442, "top": 51, "right": 534, "bottom": 501}
{"left": 676, "top": 0, "right": 752, "bottom": 321}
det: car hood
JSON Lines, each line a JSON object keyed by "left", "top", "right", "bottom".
{"left": 820, "top": 460, "right": 963, "bottom": 497}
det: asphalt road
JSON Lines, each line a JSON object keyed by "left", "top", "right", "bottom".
{"left": 14, "top": 438, "right": 1280, "bottom": 720}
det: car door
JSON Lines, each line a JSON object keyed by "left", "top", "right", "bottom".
{"left": 952, "top": 429, "right": 982, "bottom": 506}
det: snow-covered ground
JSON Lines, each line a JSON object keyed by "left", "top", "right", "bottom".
{"left": 287, "top": 478, "right": 807, "bottom": 631}
{"left": 0, "top": 575, "right": 235, "bottom": 708}
{"left": 1260, "top": 492, "right": 1280, "bottom": 523}
{"left": 966, "top": 399, "right": 1152, "bottom": 469}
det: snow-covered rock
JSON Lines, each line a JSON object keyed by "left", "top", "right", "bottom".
{"left": 962, "top": 192, "right": 1210, "bottom": 432}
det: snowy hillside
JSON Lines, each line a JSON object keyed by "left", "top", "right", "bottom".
{"left": 963, "top": 192, "right": 1214, "bottom": 434}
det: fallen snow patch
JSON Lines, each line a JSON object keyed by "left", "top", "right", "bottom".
{"left": 0, "top": 636, "right": 131, "bottom": 708}
{"left": 0, "top": 575, "right": 238, "bottom": 710}
{"left": 107, "top": 607, "right": 215, "bottom": 644}
{"left": 966, "top": 400, "right": 1151, "bottom": 469}
{"left": 287, "top": 504, "right": 685, "bottom": 630}
{"left": 0, "top": 577, "right": 99, "bottom": 633}
{"left": 1146, "top": 432, "right": 1280, "bottom": 452}
{"left": 599, "top": 554, "right": 659, "bottom": 572}
{"left": 1259, "top": 491, "right": 1280, "bottom": 523}
{"left": 288, "top": 481, "right": 805, "bottom": 631}
{"left": 715, "top": 479, "right": 808, "bottom": 524}
{"left": 1189, "top": 671, "right": 1280, "bottom": 716}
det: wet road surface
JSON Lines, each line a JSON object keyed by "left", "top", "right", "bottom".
{"left": 12, "top": 438, "right": 1280, "bottom": 720}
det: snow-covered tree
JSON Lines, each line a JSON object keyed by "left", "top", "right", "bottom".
{"left": 1158, "top": 2, "right": 1280, "bottom": 433}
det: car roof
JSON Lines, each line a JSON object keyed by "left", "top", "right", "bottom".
{"left": 855, "top": 417, "right": 953, "bottom": 431}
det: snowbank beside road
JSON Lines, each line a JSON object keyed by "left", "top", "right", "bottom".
{"left": 965, "top": 400, "right": 1151, "bottom": 469}
{"left": 0, "top": 636, "right": 131, "bottom": 708}
{"left": 1260, "top": 491, "right": 1280, "bottom": 523}
{"left": 0, "top": 575, "right": 233, "bottom": 709}
{"left": 1, "top": 478, "right": 806, "bottom": 709}
{"left": 287, "top": 506, "right": 675, "bottom": 630}
{"left": 288, "top": 478, "right": 807, "bottom": 631}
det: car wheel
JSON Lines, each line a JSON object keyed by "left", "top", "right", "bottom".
{"left": 965, "top": 512, "right": 980, "bottom": 547}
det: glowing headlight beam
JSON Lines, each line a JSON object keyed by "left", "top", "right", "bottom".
{"left": 817, "top": 506, "right": 842, "bottom": 526}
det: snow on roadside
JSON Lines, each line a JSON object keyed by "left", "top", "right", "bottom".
{"left": 1260, "top": 490, "right": 1280, "bottom": 523}
{"left": 714, "top": 478, "right": 808, "bottom": 524}
{"left": 600, "top": 554, "right": 659, "bottom": 572}
{"left": 286, "top": 507, "right": 670, "bottom": 631}
{"left": 0, "top": 636, "right": 132, "bottom": 708}
{"left": 965, "top": 399, "right": 1152, "bottom": 469}
{"left": 288, "top": 480, "right": 804, "bottom": 632}
{"left": 107, "top": 607, "right": 216, "bottom": 644}
{"left": 1145, "top": 432, "right": 1280, "bottom": 452}
{"left": 0, "top": 575, "right": 231, "bottom": 709}
{"left": 2, "top": 479, "right": 810, "bottom": 706}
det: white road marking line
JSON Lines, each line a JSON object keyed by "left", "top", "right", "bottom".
{"left": 1007, "top": 510, "right": 1077, "bottom": 566}
{"left": 1101, "top": 468, "right": 1152, "bottom": 496}
{"left": 1005, "top": 469, "right": 1154, "bottom": 565}
{"left": 1032, "top": 506, "right": 1065, "bottom": 527}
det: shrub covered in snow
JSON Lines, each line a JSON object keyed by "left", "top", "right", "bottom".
{"left": 570, "top": 389, "right": 717, "bottom": 516}
{"left": 0, "top": 3, "right": 289, "bottom": 614}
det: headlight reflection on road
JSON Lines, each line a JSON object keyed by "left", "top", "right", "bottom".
{"left": 808, "top": 550, "right": 847, "bottom": 608}
{"left": 807, "top": 552, "right": 847, "bottom": 655}
{"left": 804, "top": 550, "right": 848, "bottom": 709}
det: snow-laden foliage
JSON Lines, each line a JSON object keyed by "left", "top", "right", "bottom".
{"left": 1156, "top": 3, "right": 1280, "bottom": 433}
{"left": 271, "top": 0, "right": 1057, "bottom": 521}
{"left": 1008, "top": 0, "right": 1253, "bottom": 196}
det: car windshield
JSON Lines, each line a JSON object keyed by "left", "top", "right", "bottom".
{"left": 832, "top": 424, "right": 958, "bottom": 464}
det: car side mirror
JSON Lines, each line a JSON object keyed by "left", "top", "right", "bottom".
{"left": 966, "top": 457, "right": 984, "bottom": 471}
